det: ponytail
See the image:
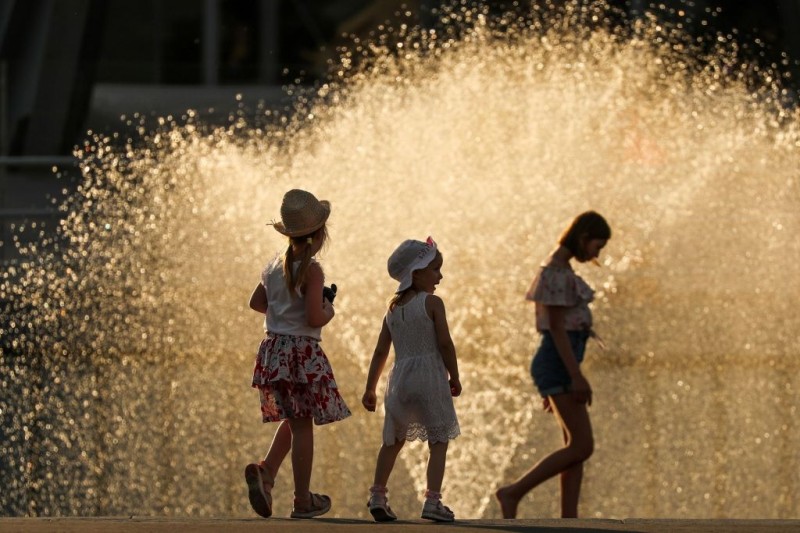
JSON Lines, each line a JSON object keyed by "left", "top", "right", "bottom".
{"left": 283, "top": 226, "right": 328, "bottom": 295}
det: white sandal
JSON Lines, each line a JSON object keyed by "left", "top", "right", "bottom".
{"left": 367, "top": 486, "right": 397, "bottom": 522}
{"left": 421, "top": 497, "right": 454, "bottom": 522}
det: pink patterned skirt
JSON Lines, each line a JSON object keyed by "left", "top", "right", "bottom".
{"left": 252, "top": 333, "right": 351, "bottom": 425}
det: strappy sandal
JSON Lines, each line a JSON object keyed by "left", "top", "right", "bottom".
{"left": 367, "top": 486, "right": 397, "bottom": 522}
{"left": 290, "top": 492, "right": 331, "bottom": 519}
{"left": 244, "top": 463, "right": 274, "bottom": 518}
{"left": 421, "top": 498, "right": 455, "bottom": 522}
{"left": 368, "top": 495, "right": 397, "bottom": 522}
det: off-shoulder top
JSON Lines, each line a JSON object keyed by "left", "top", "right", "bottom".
{"left": 525, "top": 265, "right": 594, "bottom": 332}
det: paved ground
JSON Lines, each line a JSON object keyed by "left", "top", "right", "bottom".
{"left": 1, "top": 518, "right": 799, "bottom": 533}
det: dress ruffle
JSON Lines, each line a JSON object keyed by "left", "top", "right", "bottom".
{"left": 252, "top": 334, "right": 351, "bottom": 425}
{"left": 383, "top": 354, "right": 461, "bottom": 443}
{"left": 385, "top": 420, "right": 461, "bottom": 445}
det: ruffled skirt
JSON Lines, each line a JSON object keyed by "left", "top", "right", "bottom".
{"left": 252, "top": 333, "right": 351, "bottom": 425}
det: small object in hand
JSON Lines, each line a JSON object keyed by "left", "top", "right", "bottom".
{"left": 323, "top": 283, "right": 337, "bottom": 303}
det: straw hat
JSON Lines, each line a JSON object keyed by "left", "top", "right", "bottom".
{"left": 387, "top": 236, "right": 438, "bottom": 293}
{"left": 269, "top": 189, "right": 331, "bottom": 237}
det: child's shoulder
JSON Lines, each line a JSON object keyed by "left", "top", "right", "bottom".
{"left": 263, "top": 253, "right": 282, "bottom": 270}
{"left": 541, "top": 253, "right": 571, "bottom": 270}
{"left": 306, "top": 259, "right": 324, "bottom": 278}
{"left": 423, "top": 292, "right": 446, "bottom": 312}
{"left": 536, "top": 264, "right": 579, "bottom": 287}
{"left": 424, "top": 291, "right": 444, "bottom": 303}
{"left": 262, "top": 253, "right": 289, "bottom": 279}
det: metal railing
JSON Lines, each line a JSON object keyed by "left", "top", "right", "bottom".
{"left": 0, "top": 156, "right": 76, "bottom": 167}
{"left": 0, "top": 158, "right": 76, "bottom": 283}
{"left": 0, "top": 155, "right": 77, "bottom": 168}
{"left": 0, "top": 156, "right": 78, "bottom": 218}
{"left": 0, "top": 155, "right": 77, "bottom": 263}
{"left": 0, "top": 55, "right": 77, "bottom": 220}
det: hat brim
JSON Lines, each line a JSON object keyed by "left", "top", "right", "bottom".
{"left": 396, "top": 278, "right": 412, "bottom": 293}
{"left": 271, "top": 200, "right": 331, "bottom": 237}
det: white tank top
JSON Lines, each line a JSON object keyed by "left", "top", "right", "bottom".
{"left": 261, "top": 255, "right": 322, "bottom": 340}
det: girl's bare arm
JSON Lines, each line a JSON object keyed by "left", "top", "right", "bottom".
{"left": 547, "top": 305, "right": 591, "bottom": 404}
{"left": 363, "top": 319, "right": 392, "bottom": 411}
{"left": 249, "top": 282, "right": 268, "bottom": 313}
{"left": 428, "top": 295, "right": 461, "bottom": 396}
{"left": 304, "top": 262, "right": 334, "bottom": 328}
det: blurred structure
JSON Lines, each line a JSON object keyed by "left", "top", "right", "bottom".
{"left": 0, "top": 0, "right": 799, "bottom": 263}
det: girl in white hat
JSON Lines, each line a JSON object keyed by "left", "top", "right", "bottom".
{"left": 362, "top": 237, "right": 462, "bottom": 523}
{"left": 244, "top": 189, "right": 351, "bottom": 519}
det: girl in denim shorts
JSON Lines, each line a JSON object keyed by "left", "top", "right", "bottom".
{"left": 496, "top": 211, "right": 611, "bottom": 519}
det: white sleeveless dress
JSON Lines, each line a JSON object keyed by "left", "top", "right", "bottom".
{"left": 382, "top": 292, "right": 460, "bottom": 445}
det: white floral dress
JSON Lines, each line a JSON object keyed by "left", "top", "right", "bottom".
{"left": 382, "top": 292, "right": 460, "bottom": 445}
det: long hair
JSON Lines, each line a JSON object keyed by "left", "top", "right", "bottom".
{"left": 388, "top": 288, "right": 413, "bottom": 311}
{"left": 283, "top": 225, "right": 328, "bottom": 295}
{"left": 559, "top": 211, "right": 611, "bottom": 260}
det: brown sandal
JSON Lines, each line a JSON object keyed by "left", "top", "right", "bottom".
{"left": 244, "top": 463, "right": 274, "bottom": 518}
{"left": 290, "top": 492, "right": 331, "bottom": 519}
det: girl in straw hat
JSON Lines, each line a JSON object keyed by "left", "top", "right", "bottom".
{"left": 495, "top": 211, "right": 611, "bottom": 519}
{"left": 362, "top": 236, "right": 462, "bottom": 523}
{"left": 245, "top": 189, "right": 351, "bottom": 519}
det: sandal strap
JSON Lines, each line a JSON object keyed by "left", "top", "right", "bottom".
{"left": 369, "top": 485, "right": 388, "bottom": 494}
{"left": 258, "top": 462, "right": 275, "bottom": 489}
{"left": 295, "top": 491, "right": 330, "bottom": 511}
{"left": 310, "top": 492, "right": 330, "bottom": 509}
{"left": 424, "top": 489, "right": 442, "bottom": 500}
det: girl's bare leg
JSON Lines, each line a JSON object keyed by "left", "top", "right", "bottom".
{"left": 495, "top": 394, "right": 593, "bottom": 518}
{"left": 552, "top": 395, "right": 592, "bottom": 518}
{"left": 263, "top": 420, "right": 291, "bottom": 480}
{"left": 558, "top": 420, "right": 584, "bottom": 518}
{"left": 560, "top": 461, "right": 584, "bottom": 518}
{"left": 373, "top": 440, "right": 405, "bottom": 487}
{"left": 287, "top": 417, "right": 314, "bottom": 503}
{"left": 426, "top": 441, "right": 449, "bottom": 493}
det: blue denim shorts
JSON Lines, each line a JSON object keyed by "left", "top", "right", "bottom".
{"left": 530, "top": 330, "right": 589, "bottom": 397}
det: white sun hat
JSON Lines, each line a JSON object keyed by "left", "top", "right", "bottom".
{"left": 387, "top": 236, "right": 438, "bottom": 293}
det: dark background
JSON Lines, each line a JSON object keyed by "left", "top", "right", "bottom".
{"left": 1, "top": 0, "right": 799, "bottom": 262}
{"left": 2, "top": 1, "right": 800, "bottom": 156}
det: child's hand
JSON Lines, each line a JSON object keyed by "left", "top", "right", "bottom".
{"left": 362, "top": 390, "right": 377, "bottom": 412}
{"left": 322, "top": 300, "right": 335, "bottom": 319}
{"left": 571, "top": 373, "right": 592, "bottom": 405}
{"left": 449, "top": 377, "right": 462, "bottom": 397}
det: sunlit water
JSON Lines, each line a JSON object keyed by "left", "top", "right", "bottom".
{"left": 2, "top": 2, "right": 799, "bottom": 519}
